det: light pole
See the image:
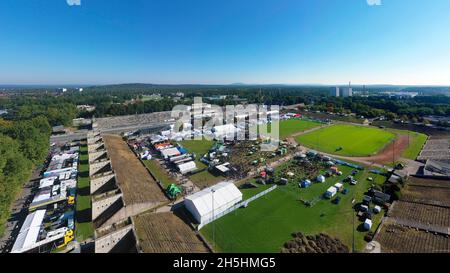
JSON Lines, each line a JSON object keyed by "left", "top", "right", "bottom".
{"left": 351, "top": 196, "right": 356, "bottom": 253}
{"left": 211, "top": 188, "right": 216, "bottom": 251}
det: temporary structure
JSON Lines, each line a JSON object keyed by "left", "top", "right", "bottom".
{"left": 317, "top": 175, "right": 326, "bottom": 183}
{"left": 325, "top": 187, "right": 337, "bottom": 199}
{"left": 11, "top": 210, "right": 46, "bottom": 253}
{"left": 184, "top": 182, "right": 242, "bottom": 229}
{"left": 177, "top": 161, "right": 197, "bottom": 174}
{"left": 364, "top": 219, "right": 373, "bottom": 230}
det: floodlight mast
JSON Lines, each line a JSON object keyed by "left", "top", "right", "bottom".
{"left": 211, "top": 188, "right": 216, "bottom": 251}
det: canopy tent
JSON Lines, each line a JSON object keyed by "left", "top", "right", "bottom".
{"left": 184, "top": 182, "right": 242, "bottom": 229}
{"left": 11, "top": 210, "right": 46, "bottom": 253}
{"left": 160, "top": 147, "right": 181, "bottom": 159}
{"left": 177, "top": 161, "right": 197, "bottom": 174}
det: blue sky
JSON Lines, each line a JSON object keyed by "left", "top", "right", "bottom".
{"left": 0, "top": 0, "right": 449, "bottom": 85}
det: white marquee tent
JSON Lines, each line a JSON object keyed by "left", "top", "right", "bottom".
{"left": 11, "top": 210, "right": 46, "bottom": 253}
{"left": 184, "top": 182, "right": 242, "bottom": 229}
{"left": 177, "top": 161, "right": 197, "bottom": 174}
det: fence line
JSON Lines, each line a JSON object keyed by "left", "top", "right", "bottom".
{"left": 198, "top": 185, "right": 277, "bottom": 230}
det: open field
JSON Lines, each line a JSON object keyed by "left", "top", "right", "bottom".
{"left": 296, "top": 124, "right": 395, "bottom": 157}
{"left": 143, "top": 160, "right": 175, "bottom": 188}
{"left": 259, "top": 119, "right": 322, "bottom": 140}
{"left": 399, "top": 132, "right": 428, "bottom": 160}
{"left": 201, "top": 163, "right": 386, "bottom": 253}
{"left": 75, "top": 142, "right": 94, "bottom": 241}
{"left": 133, "top": 211, "right": 210, "bottom": 253}
{"left": 189, "top": 170, "right": 225, "bottom": 189}
{"left": 178, "top": 139, "right": 214, "bottom": 170}
{"left": 104, "top": 135, "right": 167, "bottom": 205}
{"left": 240, "top": 183, "right": 273, "bottom": 200}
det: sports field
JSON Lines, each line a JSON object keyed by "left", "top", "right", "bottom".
{"left": 296, "top": 124, "right": 395, "bottom": 157}
{"left": 201, "top": 164, "right": 386, "bottom": 253}
{"left": 259, "top": 119, "right": 322, "bottom": 140}
{"left": 398, "top": 131, "right": 428, "bottom": 160}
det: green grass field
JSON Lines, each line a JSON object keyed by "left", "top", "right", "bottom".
{"left": 259, "top": 119, "right": 322, "bottom": 140}
{"left": 201, "top": 164, "right": 386, "bottom": 253}
{"left": 178, "top": 139, "right": 214, "bottom": 170}
{"left": 143, "top": 160, "right": 175, "bottom": 188}
{"left": 399, "top": 132, "right": 428, "bottom": 160}
{"left": 296, "top": 124, "right": 395, "bottom": 157}
{"left": 75, "top": 143, "right": 94, "bottom": 241}
{"left": 377, "top": 128, "right": 428, "bottom": 161}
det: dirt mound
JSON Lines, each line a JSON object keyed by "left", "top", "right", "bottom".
{"left": 280, "top": 232, "right": 349, "bottom": 253}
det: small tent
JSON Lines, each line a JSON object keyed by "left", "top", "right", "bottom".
{"left": 317, "top": 175, "right": 326, "bottom": 183}
{"left": 325, "top": 187, "right": 337, "bottom": 199}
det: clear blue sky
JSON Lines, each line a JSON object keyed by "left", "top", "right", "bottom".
{"left": 1, "top": 0, "right": 450, "bottom": 85}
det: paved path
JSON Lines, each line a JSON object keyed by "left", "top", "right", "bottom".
{"left": 0, "top": 166, "right": 42, "bottom": 253}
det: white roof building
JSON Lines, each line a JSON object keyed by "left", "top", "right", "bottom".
{"left": 39, "top": 177, "right": 58, "bottom": 189}
{"left": 160, "top": 147, "right": 181, "bottom": 159}
{"left": 177, "top": 161, "right": 197, "bottom": 174}
{"left": 212, "top": 124, "right": 237, "bottom": 139}
{"left": 11, "top": 210, "right": 46, "bottom": 253}
{"left": 184, "top": 182, "right": 242, "bottom": 229}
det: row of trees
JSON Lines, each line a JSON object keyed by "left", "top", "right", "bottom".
{"left": 0, "top": 116, "right": 51, "bottom": 234}
{"left": 309, "top": 95, "right": 450, "bottom": 121}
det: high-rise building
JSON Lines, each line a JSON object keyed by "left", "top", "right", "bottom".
{"left": 341, "top": 87, "right": 353, "bottom": 97}
{"left": 341, "top": 82, "right": 353, "bottom": 97}
{"left": 331, "top": 87, "right": 340, "bottom": 97}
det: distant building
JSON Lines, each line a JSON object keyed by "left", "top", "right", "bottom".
{"left": 331, "top": 87, "right": 340, "bottom": 97}
{"left": 342, "top": 87, "right": 353, "bottom": 97}
{"left": 77, "top": 105, "right": 96, "bottom": 112}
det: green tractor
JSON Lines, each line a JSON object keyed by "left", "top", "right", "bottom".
{"left": 166, "top": 184, "right": 182, "bottom": 200}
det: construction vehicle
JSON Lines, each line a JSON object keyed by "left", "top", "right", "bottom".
{"left": 57, "top": 229, "right": 74, "bottom": 249}
{"left": 67, "top": 196, "right": 75, "bottom": 205}
{"left": 166, "top": 184, "right": 182, "bottom": 200}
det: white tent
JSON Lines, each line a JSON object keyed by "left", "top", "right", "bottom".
{"left": 11, "top": 210, "right": 46, "bottom": 253}
{"left": 212, "top": 124, "right": 237, "bottom": 139}
{"left": 325, "top": 187, "right": 337, "bottom": 199}
{"left": 160, "top": 147, "right": 180, "bottom": 159}
{"left": 39, "top": 177, "right": 57, "bottom": 188}
{"left": 317, "top": 175, "right": 326, "bottom": 183}
{"left": 177, "top": 161, "right": 197, "bottom": 174}
{"left": 364, "top": 219, "right": 373, "bottom": 230}
{"left": 184, "top": 182, "right": 242, "bottom": 229}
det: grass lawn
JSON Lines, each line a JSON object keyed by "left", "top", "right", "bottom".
{"left": 239, "top": 183, "right": 273, "bottom": 200}
{"left": 143, "top": 160, "right": 175, "bottom": 188}
{"left": 75, "top": 143, "right": 94, "bottom": 241}
{"left": 259, "top": 119, "right": 322, "bottom": 140}
{"left": 400, "top": 132, "right": 428, "bottom": 160}
{"left": 201, "top": 164, "right": 386, "bottom": 253}
{"left": 178, "top": 139, "right": 215, "bottom": 170}
{"left": 189, "top": 170, "right": 225, "bottom": 188}
{"left": 296, "top": 124, "right": 395, "bottom": 157}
